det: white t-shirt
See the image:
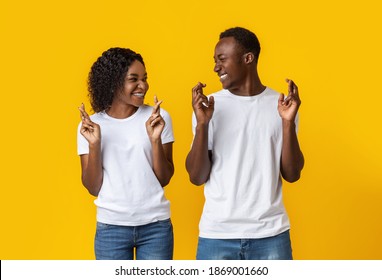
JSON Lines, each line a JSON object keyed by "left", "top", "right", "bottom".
{"left": 77, "top": 105, "right": 174, "bottom": 226}
{"left": 192, "top": 87, "right": 298, "bottom": 239}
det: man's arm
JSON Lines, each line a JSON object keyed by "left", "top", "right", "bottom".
{"left": 278, "top": 79, "right": 304, "bottom": 182}
{"left": 280, "top": 120, "right": 304, "bottom": 182}
{"left": 185, "top": 82, "right": 215, "bottom": 185}
{"left": 186, "top": 124, "right": 212, "bottom": 185}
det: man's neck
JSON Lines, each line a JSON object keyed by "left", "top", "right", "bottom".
{"left": 230, "top": 75, "right": 266, "bottom": 96}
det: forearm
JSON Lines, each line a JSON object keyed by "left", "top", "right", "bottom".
{"left": 151, "top": 140, "right": 174, "bottom": 187}
{"left": 81, "top": 144, "right": 103, "bottom": 196}
{"left": 186, "top": 124, "right": 212, "bottom": 185}
{"left": 280, "top": 120, "right": 304, "bottom": 182}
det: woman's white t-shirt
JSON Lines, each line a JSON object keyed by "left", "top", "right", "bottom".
{"left": 77, "top": 105, "right": 174, "bottom": 226}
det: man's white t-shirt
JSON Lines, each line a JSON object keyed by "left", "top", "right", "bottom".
{"left": 77, "top": 105, "right": 174, "bottom": 226}
{"left": 192, "top": 88, "right": 298, "bottom": 239}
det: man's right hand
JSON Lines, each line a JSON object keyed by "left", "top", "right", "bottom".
{"left": 192, "top": 82, "right": 214, "bottom": 125}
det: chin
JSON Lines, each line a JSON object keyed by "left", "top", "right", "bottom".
{"left": 134, "top": 99, "right": 145, "bottom": 106}
{"left": 221, "top": 80, "right": 231, "bottom": 90}
{"left": 129, "top": 103, "right": 141, "bottom": 108}
{"left": 222, "top": 84, "right": 232, "bottom": 91}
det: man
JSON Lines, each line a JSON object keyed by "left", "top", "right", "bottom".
{"left": 186, "top": 27, "right": 304, "bottom": 260}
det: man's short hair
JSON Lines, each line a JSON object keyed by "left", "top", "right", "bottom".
{"left": 220, "top": 27, "right": 261, "bottom": 62}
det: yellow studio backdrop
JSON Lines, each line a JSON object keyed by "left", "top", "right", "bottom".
{"left": 1, "top": 0, "right": 381, "bottom": 260}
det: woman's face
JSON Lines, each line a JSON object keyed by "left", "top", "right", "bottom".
{"left": 115, "top": 60, "right": 149, "bottom": 108}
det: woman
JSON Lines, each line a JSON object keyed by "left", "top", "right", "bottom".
{"left": 77, "top": 47, "right": 174, "bottom": 260}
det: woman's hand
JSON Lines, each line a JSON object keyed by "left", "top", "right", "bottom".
{"left": 146, "top": 96, "right": 165, "bottom": 142}
{"left": 78, "top": 103, "right": 101, "bottom": 145}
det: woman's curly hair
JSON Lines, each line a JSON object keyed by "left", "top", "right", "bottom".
{"left": 88, "top": 47, "right": 145, "bottom": 112}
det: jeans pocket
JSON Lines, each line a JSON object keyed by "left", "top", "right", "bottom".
{"left": 96, "top": 221, "right": 111, "bottom": 230}
{"left": 156, "top": 218, "right": 172, "bottom": 227}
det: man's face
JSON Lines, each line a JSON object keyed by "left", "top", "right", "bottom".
{"left": 213, "top": 37, "right": 246, "bottom": 91}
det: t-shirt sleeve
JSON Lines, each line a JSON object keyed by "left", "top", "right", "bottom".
{"left": 161, "top": 109, "right": 175, "bottom": 144}
{"left": 77, "top": 122, "right": 89, "bottom": 155}
{"left": 295, "top": 112, "right": 300, "bottom": 133}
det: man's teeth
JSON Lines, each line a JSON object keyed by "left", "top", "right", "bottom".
{"left": 220, "top": 74, "right": 228, "bottom": 80}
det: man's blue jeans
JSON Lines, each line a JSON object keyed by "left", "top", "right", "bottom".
{"left": 95, "top": 219, "right": 173, "bottom": 260}
{"left": 196, "top": 230, "right": 293, "bottom": 260}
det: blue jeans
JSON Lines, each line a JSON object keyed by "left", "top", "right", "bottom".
{"left": 196, "top": 230, "right": 293, "bottom": 260}
{"left": 95, "top": 219, "right": 173, "bottom": 260}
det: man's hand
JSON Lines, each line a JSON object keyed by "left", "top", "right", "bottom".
{"left": 278, "top": 79, "right": 301, "bottom": 121}
{"left": 192, "top": 82, "right": 215, "bottom": 125}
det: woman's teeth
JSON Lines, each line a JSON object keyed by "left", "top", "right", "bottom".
{"left": 133, "top": 93, "right": 144, "bottom": 97}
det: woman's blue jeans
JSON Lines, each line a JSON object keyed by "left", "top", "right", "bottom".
{"left": 196, "top": 230, "right": 293, "bottom": 260}
{"left": 95, "top": 219, "right": 173, "bottom": 260}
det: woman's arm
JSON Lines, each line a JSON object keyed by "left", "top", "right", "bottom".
{"left": 151, "top": 141, "right": 174, "bottom": 187}
{"left": 78, "top": 104, "right": 103, "bottom": 196}
{"left": 146, "top": 96, "right": 174, "bottom": 187}
{"left": 80, "top": 148, "right": 103, "bottom": 196}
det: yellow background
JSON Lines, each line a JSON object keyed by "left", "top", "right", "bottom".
{"left": 1, "top": 0, "right": 381, "bottom": 260}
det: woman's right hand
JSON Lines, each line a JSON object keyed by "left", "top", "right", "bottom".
{"left": 78, "top": 103, "right": 101, "bottom": 145}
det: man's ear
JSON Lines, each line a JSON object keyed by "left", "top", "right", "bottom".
{"left": 244, "top": 52, "right": 255, "bottom": 64}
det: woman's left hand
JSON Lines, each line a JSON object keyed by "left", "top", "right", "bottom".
{"left": 146, "top": 96, "right": 165, "bottom": 141}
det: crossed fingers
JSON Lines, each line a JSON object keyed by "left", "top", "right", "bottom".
{"left": 149, "top": 96, "right": 163, "bottom": 127}
{"left": 78, "top": 103, "right": 95, "bottom": 132}
{"left": 192, "top": 82, "right": 209, "bottom": 108}
{"left": 283, "top": 79, "right": 300, "bottom": 105}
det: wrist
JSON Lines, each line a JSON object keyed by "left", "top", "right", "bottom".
{"left": 196, "top": 122, "right": 209, "bottom": 130}
{"left": 282, "top": 119, "right": 296, "bottom": 129}
{"left": 150, "top": 137, "right": 162, "bottom": 145}
{"left": 89, "top": 141, "right": 101, "bottom": 150}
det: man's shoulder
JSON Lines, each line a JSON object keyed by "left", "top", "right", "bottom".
{"left": 208, "top": 88, "right": 280, "bottom": 97}
{"left": 264, "top": 87, "right": 280, "bottom": 96}
{"left": 208, "top": 89, "right": 229, "bottom": 98}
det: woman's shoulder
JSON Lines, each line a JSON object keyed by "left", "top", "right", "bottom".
{"left": 141, "top": 104, "right": 171, "bottom": 117}
{"left": 88, "top": 111, "right": 108, "bottom": 122}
